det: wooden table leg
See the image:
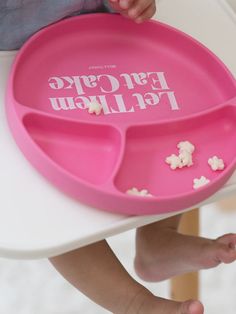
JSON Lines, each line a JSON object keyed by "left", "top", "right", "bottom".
{"left": 170, "top": 208, "right": 200, "bottom": 301}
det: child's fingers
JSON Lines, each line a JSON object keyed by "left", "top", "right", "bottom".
{"left": 119, "top": 0, "right": 135, "bottom": 10}
{"left": 108, "top": 0, "right": 125, "bottom": 13}
{"left": 108, "top": 0, "right": 156, "bottom": 23}
{"left": 108, "top": 0, "right": 134, "bottom": 11}
{"left": 135, "top": 2, "right": 156, "bottom": 23}
{"left": 127, "top": 0, "right": 153, "bottom": 20}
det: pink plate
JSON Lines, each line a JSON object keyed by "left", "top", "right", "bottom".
{"left": 6, "top": 13, "right": 236, "bottom": 215}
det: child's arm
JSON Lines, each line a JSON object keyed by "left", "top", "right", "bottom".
{"left": 108, "top": 0, "right": 156, "bottom": 23}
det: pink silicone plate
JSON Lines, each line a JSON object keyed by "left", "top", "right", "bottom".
{"left": 6, "top": 13, "right": 236, "bottom": 215}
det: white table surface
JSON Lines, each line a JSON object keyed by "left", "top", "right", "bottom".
{"left": 1, "top": 0, "right": 236, "bottom": 259}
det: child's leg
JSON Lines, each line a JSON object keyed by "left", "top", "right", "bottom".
{"left": 49, "top": 240, "right": 204, "bottom": 314}
{"left": 135, "top": 214, "right": 236, "bottom": 282}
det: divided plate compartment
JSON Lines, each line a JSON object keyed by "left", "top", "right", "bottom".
{"left": 6, "top": 13, "right": 236, "bottom": 215}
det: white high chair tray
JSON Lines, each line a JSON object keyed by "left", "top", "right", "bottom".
{"left": 0, "top": 0, "right": 236, "bottom": 259}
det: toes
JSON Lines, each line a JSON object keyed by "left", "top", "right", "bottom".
{"left": 215, "top": 234, "right": 236, "bottom": 264}
{"left": 180, "top": 300, "right": 204, "bottom": 314}
{"left": 217, "top": 233, "right": 236, "bottom": 248}
{"left": 216, "top": 244, "right": 236, "bottom": 264}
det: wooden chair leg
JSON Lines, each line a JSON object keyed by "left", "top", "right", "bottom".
{"left": 170, "top": 208, "right": 200, "bottom": 301}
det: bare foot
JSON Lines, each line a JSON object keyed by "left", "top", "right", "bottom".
{"left": 134, "top": 225, "right": 236, "bottom": 282}
{"left": 125, "top": 288, "right": 204, "bottom": 314}
{"left": 108, "top": 0, "right": 156, "bottom": 23}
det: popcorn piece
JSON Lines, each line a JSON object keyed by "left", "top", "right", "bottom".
{"left": 165, "top": 154, "right": 183, "bottom": 170}
{"left": 177, "top": 141, "right": 195, "bottom": 154}
{"left": 193, "top": 176, "right": 210, "bottom": 189}
{"left": 208, "top": 156, "right": 225, "bottom": 171}
{"left": 166, "top": 141, "right": 195, "bottom": 170}
{"left": 126, "top": 187, "right": 152, "bottom": 197}
{"left": 139, "top": 189, "right": 152, "bottom": 197}
{"left": 126, "top": 187, "right": 138, "bottom": 195}
{"left": 179, "top": 150, "right": 193, "bottom": 167}
{"left": 87, "top": 101, "right": 103, "bottom": 115}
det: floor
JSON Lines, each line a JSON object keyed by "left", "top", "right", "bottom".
{"left": 0, "top": 1, "right": 235, "bottom": 313}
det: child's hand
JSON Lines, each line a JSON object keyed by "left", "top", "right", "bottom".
{"left": 108, "top": 0, "right": 156, "bottom": 23}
